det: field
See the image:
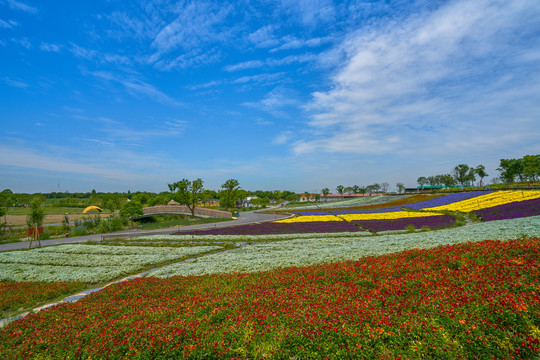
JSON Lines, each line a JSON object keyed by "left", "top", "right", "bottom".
{"left": 1, "top": 190, "right": 540, "bottom": 359}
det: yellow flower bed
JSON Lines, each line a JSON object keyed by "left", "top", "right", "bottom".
{"left": 424, "top": 190, "right": 540, "bottom": 213}
{"left": 276, "top": 211, "right": 442, "bottom": 223}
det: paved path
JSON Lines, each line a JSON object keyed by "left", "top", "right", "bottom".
{"left": 0, "top": 208, "right": 291, "bottom": 252}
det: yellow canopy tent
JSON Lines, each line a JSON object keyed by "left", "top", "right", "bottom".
{"left": 83, "top": 206, "right": 103, "bottom": 213}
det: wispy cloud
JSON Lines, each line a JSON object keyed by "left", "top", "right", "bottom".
{"left": 0, "top": 19, "right": 18, "bottom": 29}
{"left": 247, "top": 25, "right": 279, "bottom": 48}
{"left": 225, "top": 60, "right": 265, "bottom": 72}
{"left": 40, "top": 42, "right": 61, "bottom": 52}
{"left": 278, "top": 0, "right": 335, "bottom": 27}
{"left": 94, "top": 116, "right": 187, "bottom": 141}
{"left": 90, "top": 71, "right": 182, "bottom": 106}
{"left": 150, "top": 2, "right": 232, "bottom": 61}
{"left": 243, "top": 87, "right": 299, "bottom": 119}
{"left": 1, "top": 76, "right": 28, "bottom": 88}
{"left": 295, "top": 0, "right": 540, "bottom": 156}
{"left": 4, "top": 0, "right": 37, "bottom": 14}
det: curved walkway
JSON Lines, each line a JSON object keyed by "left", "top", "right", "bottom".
{"left": 0, "top": 208, "right": 291, "bottom": 252}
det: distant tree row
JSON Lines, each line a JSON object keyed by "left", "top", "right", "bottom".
{"left": 417, "top": 163, "right": 488, "bottom": 189}
{"left": 497, "top": 155, "right": 540, "bottom": 183}
{"left": 416, "top": 155, "right": 540, "bottom": 189}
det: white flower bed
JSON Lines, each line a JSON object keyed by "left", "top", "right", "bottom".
{"left": 0, "top": 245, "right": 222, "bottom": 283}
{"left": 150, "top": 215, "right": 540, "bottom": 278}
{"left": 132, "top": 231, "right": 371, "bottom": 243}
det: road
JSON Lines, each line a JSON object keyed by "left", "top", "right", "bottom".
{"left": 0, "top": 208, "right": 291, "bottom": 252}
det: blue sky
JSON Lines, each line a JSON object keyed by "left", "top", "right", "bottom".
{"left": 1, "top": 0, "right": 539, "bottom": 193}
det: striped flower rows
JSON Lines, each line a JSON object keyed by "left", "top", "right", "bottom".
{"left": 275, "top": 211, "right": 442, "bottom": 224}
{"left": 473, "top": 197, "right": 540, "bottom": 222}
{"left": 423, "top": 190, "right": 540, "bottom": 212}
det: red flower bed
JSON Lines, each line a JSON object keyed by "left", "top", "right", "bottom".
{"left": 1, "top": 238, "right": 539, "bottom": 359}
{"left": 0, "top": 281, "right": 85, "bottom": 317}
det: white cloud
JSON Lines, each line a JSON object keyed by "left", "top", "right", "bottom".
{"left": 278, "top": 0, "right": 335, "bottom": 27}
{"left": 248, "top": 25, "right": 279, "bottom": 48}
{"left": 225, "top": 60, "right": 265, "bottom": 72}
{"left": 90, "top": 71, "right": 182, "bottom": 106}
{"left": 1, "top": 76, "right": 28, "bottom": 88}
{"left": 0, "top": 19, "right": 18, "bottom": 28}
{"left": 150, "top": 2, "right": 232, "bottom": 59}
{"left": 295, "top": 0, "right": 540, "bottom": 157}
{"left": 243, "top": 87, "right": 299, "bottom": 119}
{"left": 40, "top": 42, "right": 61, "bottom": 52}
{"left": 4, "top": 0, "right": 37, "bottom": 14}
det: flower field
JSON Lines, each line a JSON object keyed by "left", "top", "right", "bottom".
{"left": 1, "top": 238, "right": 539, "bottom": 359}
{"left": 150, "top": 216, "right": 540, "bottom": 277}
{"left": 473, "top": 197, "right": 540, "bottom": 222}
{"left": 422, "top": 190, "right": 540, "bottom": 212}
{"left": 2, "top": 191, "right": 540, "bottom": 358}
{"left": 0, "top": 245, "right": 223, "bottom": 283}
{"left": 276, "top": 210, "right": 443, "bottom": 223}
{"left": 352, "top": 214, "right": 456, "bottom": 232}
{"left": 0, "top": 282, "right": 86, "bottom": 317}
{"left": 174, "top": 220, "right": 365, "bottom": 235}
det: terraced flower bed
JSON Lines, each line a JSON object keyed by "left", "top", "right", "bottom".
{"left": 473, "top": 197, "right": 540, "bottom": 221}
{"left": 174, "top": 220, "right": 364, "bottom": 235}
{"left": 1, "top": 238, "right": 538, "bottom": 359}
{"left": 405, "top": 191, "right": 491, "bottom": 209}
{"left": 423, "top": 190, "right": 540, "bottom": 212}
{"left": 0, "top": 245, "right": 223, "bottom": 283}
{"left": 352, "top": 214, "right": 456, "bottom": 232}
{"left": 0, "top": 282, "right": 86, "bottom": 317}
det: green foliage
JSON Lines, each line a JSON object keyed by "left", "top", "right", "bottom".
{"left": 219, "top": 178, "right": 240, "bottom": 211}
{"left": 26, "top": 197, "right": 45, "bottom": 228}
{"left": 119, "top": 201, "right": 144, "bottom": 220}
{"left": 168, "top": 178, "right": 205, "bottom": 217}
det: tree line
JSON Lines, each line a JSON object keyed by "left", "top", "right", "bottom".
{"left": 416, "top": 155, "right": 540, "bottom": 189}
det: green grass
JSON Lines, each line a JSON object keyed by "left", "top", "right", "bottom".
{"left": 6, "top": 207, "right": 88, "bottom": 215}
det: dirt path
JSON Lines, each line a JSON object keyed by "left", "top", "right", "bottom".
{"left": 4, "top": 213, "right": 113, "bottom": 226}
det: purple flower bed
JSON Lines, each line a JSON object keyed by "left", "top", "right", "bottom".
{"left": 351, "top": 214, "right": 456, "bottom": 232}
{"left": 472, "top": 197, "right": 540, "bottom": 221}
{"left": 173, "top": 221, "right": 364, "bottom": 235}
{"left": 405, "top": 191, "right": 493, "bottom": 210}
{"left": 292, "top": 207, "right": 402, "bottom": 216}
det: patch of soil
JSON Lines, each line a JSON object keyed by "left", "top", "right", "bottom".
{"left": 3, "top": 213, "right": 113, "bottom": 226}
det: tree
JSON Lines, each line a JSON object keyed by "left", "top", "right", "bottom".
{"left": 344, "top": 186, "right": 354, "bottom": 196}
{"left": 27, "top": 197, "right": 45, "bottom": 248}
{"left": 304, "top": 192, "right": 311, "bottom": 202}
{"left": 119, "top": 201, "right": 144, "bottom": 227}
{"left": 314, "top": 193, "right": 321, "bottom": 202}
{"left": 497, "top": 158, "right": 523, "bottom": 183}
{"left": 474, "top": 165, "right": 488, "bottom": 187}
{"left": 427, "top": 176, "right": 438, "bottom": 187}
{"left": 417, "top": 177, "right": 428, "bottom": 190}
{"left": 452, "top": 164, "right": 475, "bottom": 186}
{"left": 219, "top": 179, "right": 240, "bottom": 211}
{"left": 336, "top": 185, "right": 344, "bottom": 198}
{"left": 396, "top": 183, "right": 405, "bottom": 194}
{"left": 440, "top": 174, "right": 457, "bottom": 188}
{"left": 380, "top": 182, "right": 390, "bottom": 193}
{"left": 168, "top": 178, "right": 205, "bottom": 218}
{"left": 102, "top": 194, "right": 122, "bottom": 216}
{"left": 321, "top": 188, "right": 329, "bottom": 201}
{"left": 522, "top": 155, "right": 540, "bottom": 181}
